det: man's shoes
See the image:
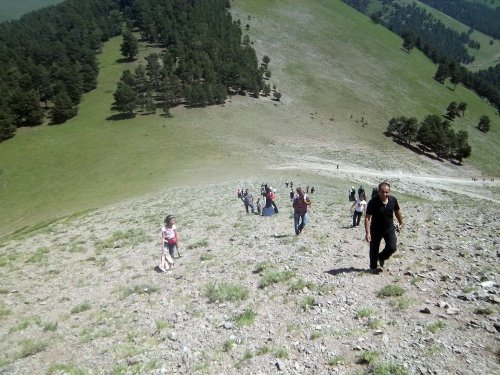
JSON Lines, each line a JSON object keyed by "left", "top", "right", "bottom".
{"left": 369, "top": 268, "right": 380, "bottom": 274}
{"left": 379, "top": 259, "right": 385, "bottom": 268}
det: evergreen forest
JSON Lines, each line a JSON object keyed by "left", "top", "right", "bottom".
{"left": 0, "top": 0, "right": 263, "bottom": 142}
{"left": 342, "top": 0, "right": 500, "bottom": 110}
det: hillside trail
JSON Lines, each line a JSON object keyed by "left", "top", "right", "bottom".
{"left": 271, "top": 154, "right": 500, "bottom": 204}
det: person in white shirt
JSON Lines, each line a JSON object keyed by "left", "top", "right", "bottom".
{"left": 351, "top": 193, "right": 367, "bottom": 227}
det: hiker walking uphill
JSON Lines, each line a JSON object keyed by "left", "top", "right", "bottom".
{"left": 351, "top": 192, "right": 367, "bottom": 227}
{"left": 266, "top": 186, "right": 278, "bottom": 213}
{"left": 242, "top": 189, "right": 255, "bottom": 214}
{"left": 159, "top": 215, "right": 180, "bottom": 272}
{"left": 364, "top": 182, "right": 404, "bottom": 274}
{"left": 293, "top": 187, "right": 311, "bottom": 235}
{"left": 349, "top": 186, "right": 356, "bottom": 202}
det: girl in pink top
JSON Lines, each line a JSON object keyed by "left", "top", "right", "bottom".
{"left": 159, "top": 215, "right": 180, "bottom": 272}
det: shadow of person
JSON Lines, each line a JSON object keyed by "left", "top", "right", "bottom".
{"left": 325, "top": 267, "right": 366, "bottom": 276}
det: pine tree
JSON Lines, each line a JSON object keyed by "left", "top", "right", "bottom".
{"left": 120, "top": 30, "right": 139, "bottom": 61}
{"left": 51, "top": 91, "right": 77, "bottom": 124}
{"left": 0, "top": 108, "right": 16, "bottom": 142}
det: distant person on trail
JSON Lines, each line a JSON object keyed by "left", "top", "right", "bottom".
{"left": 293, "top": 187, "right": 311, "bottom": 235}
{"left": 371, "top": 187, "right": 378, "bottom": 199}
{"left": 290, "top": 181, "right": 293, "bottom": 189}
{"left": 256, "top": 198, "right": 262, "bottom": 215}
{"left": 364, "top": 182, "right": 404, "bottom": 274}
{"left": 310, "top": 186, "right": 315, "bottom": 194}
{"left": 242, "top": 189, "right": 255, "bottom": 214}
{"left": 159, "top": 215, "right": 180, "bottom": 272}
{"left": 289, "top": 189, "right": 295, "bottom": 202}
{"left": 358, "top": 186, "right": 365, "bottom": 198}
{"left": 351, "top": 192, "right": 367, "bottom": 227}
{"left": 349, "top": 187, "right": 356, "bottom": 202}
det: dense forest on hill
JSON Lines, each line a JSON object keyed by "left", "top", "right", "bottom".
{"left": 0, "top": 0, "right": 122, "bottom": 141}
{"left": 342, "top": 0, "right": 500, "bottom": 110}
{"left": 0, "top": 0, "right": 262, "bottom": 142}
{"left": 113, "top": 0, "right": 264, "bottom": 114}
{"left": 418, "top": 0, "right": 500, "bottom": 39}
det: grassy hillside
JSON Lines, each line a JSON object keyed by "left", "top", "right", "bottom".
{"left": 0, "top": 0, "right": 64, "bottom": 22}
{"left": 0, "top": 0, "right": 498, "bottom": 238}
{"left": 397, "top": 0, "right": 500, "bottom": 71}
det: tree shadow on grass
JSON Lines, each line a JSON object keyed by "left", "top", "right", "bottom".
{"left": 106, "top": 113, "right": 136, "bottom": 121}
{"left": 326, "top": 267, "right": 366, "bottom": 276}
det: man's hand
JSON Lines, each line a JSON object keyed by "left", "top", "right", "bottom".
{"left": 365, "top": 233, "right": 371, "bottom": 242}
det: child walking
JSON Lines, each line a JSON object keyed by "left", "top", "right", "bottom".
{"left": 159, "top": 215, "right": 180, "bottom": 272}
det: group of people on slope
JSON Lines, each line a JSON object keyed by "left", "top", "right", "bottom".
{"left": 159, "top": 181, "right": 403, "bottom": 275}
{"left": 237, "top": 184, "right": 278, "bottom": 215}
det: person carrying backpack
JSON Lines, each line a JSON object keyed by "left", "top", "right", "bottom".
{"left": 293, "top": 187, "right": 311, "bottom": 235}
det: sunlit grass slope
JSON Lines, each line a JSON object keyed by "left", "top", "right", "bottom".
{"left": 0, "top": 37, "right": 242, "bottom": 237}
{"left": 397, "top": 0, "right": 500, "bottom": 71}
{"left": 0, "top": 0, "right": 498, "bottom": 238}
{"left": 232, "top": 0, "right": 499, "bottom": 169}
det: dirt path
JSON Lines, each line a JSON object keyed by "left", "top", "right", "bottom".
{"left": 270, "top": 155, "right": 500, "bottom": 203}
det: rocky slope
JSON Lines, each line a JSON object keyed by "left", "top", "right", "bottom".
{"left": 0, "top": 181, "right": 498, "bottom": 375}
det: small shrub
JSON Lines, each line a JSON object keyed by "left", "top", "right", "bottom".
{"left": 0, "top": 288, "right": 9, "bottom": 294}
{"left": 155, "top": 319, "right": 170, "bottom": 331}
{"left": 328, "top": 355, "right": 345, "bottom": 366}
{"left": 253, "top": 261, "right": 273, "bottom": 274}
{"left": 259, "top": 270, "right": 296, "bottom": 288}
{"left": 301, "top": 296, "right": 316, "bottom": 310}
{"left": 377, "top": 284, "right": 405, "bottom": 298}
{"left": 289, "top": 279, "right": 315, "bottom": 292}
{"left": 18, "top": 339, "right": 48, "bottom": 358}
{"left": 286, "top": 323, "right": 299, "bottom": 333}
{"left": 256, "top": 346, "right": 270, "bottom": 355}
{"left": 274, "top": 348, "right": 288, "bottom": 359}
{"left": 243, "top": 350, "right": 253, "bottom": 360}
{"left": 310, "top": 330, "right": 322, "bottom": 340}
{"left": 389, "top": 296, "right": 414, "bottom": 310}
{"left": 474, "top": 306, "right": 495, "bottom": 315}
{"left": 116, "top": 284, "right": 159, "bottom": 300}
{"left": 200, "top": 253, "right": 215, "bottom": 261}
{"left": 9, "top": 319, "right": 31, "bottom": 333}
{"left": 234, "top": 308, "right": 257, "bottom": 326}
{"left": 367, "top": 318, "right": 383, "bottom": 329}
{"left": 427, "top": 320, "right": 445, "bottom": 334}
{"left": 70, "top": 303, "right": 91, "bottom": 314}
{"left": 369, "top": 361, "right": 408, "bottom": 375}
{"left": 26, "top": 247, "right": 49, "bottom": 263}
{"left": 355, "top": 307, "right": 374, "bottom": 319}
{"left": 204, "top": 282, "right": 249, "bottom": 303}
{"left": 357, "top": 350, "right": 379, "bottom": 364}
{"left": 188, "top": 238, "right": 209, "bottom": 249}
{"left": 223, "top": 339, "right": 236, "bottom": 352}
{"left": 43, "top": 322, "right": 58, "bottom": 332}
{"left": 47, "top": 363, "right": 88, "bottom": 375}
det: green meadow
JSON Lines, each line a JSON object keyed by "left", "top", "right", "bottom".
{"left": 0, "top": 0, "right": 64, "bottom": 22}
{"left": 398, "top": 0, "right": 500, "bottom": 71}
{"left": 0, "top": 0, "right": 498, "bottom": 238}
